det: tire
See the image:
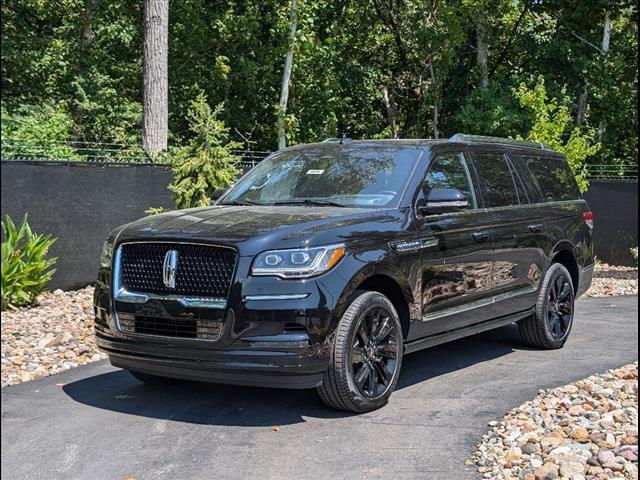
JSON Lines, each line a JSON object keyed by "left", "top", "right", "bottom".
{"left": 317, "top": 291, "right": 404, "bottom": 413}
{"left": 518, "top": 263, "right": 575, "bottom": 349}
{"left": 128, "top": 370, "right": 182, "bottom": 386}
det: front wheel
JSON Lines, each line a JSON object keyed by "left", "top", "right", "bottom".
{"left": 518, "top": 263, "right": 575, "bottom": 349}
{"left": 317, "top": 291, "right": 404, "bottom": 413}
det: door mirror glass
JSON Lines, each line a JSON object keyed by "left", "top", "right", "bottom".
{"left": 420, "top": 188, "right": 469, "bottom": 215}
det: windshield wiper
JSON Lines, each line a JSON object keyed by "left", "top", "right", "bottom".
{"left": 222, "top": 199, "right": 264, "bottom": 206}
{"left": 271, "top": 199, "right": 347, "bottom": 208}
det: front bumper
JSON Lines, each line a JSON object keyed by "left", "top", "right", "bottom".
{"left": 97, "top": 331, "right": 326, "bottom": 389}
{"left": 95, "top": 302, "right": 331, "bottom": 389}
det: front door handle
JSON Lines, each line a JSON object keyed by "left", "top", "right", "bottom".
{"left": 527, "top": 223, "right": 545, "bottom": 233}
{"left": 472, "top": 231, "right": 490, "bottom": 243}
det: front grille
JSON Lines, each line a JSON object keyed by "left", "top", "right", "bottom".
{"left": 118, "top": 313, "right": 223, "bottom": 340}
{"left": 135, "top": 315, "right": 197, "bottom": 338}
{"left": 119, "top": 243, "right": 237, "bottom": 297}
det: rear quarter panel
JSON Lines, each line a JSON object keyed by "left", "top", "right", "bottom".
{"left": 537, "top": 200, "right": 594, "bottom": 292}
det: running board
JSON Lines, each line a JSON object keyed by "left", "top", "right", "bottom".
{"left": 403, "top": 308, "right": 533, "bottom": 354}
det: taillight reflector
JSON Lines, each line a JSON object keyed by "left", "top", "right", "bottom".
{"left": 583, "top": 211, "right": 594, "bottom": 229}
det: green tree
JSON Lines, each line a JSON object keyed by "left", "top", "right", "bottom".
{"left": 1, "top": 102, "right": 79, "bottom": 159}
{"left": 168, "top": 93, "right": 241, "bottom": 209}
{"left": 513, "top": 76, "right": 600, "bottom": 192}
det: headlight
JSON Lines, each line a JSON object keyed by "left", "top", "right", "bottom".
{"left": 100, "top": 240, "right": 114, "bottom": 268}
{"left": 251, "top": 244, "right": 346, "bottom": 278}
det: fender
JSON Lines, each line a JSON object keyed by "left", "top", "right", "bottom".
{"left": 330, "top": 256, "right": 419, "bottom": 333}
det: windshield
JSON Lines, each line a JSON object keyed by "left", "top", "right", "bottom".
{"left": 219, "top": 145, "right": 421, "bottom": 208}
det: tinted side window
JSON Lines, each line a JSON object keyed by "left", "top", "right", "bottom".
{"left": 471, "top": 153, "right": 520, "bottom": 207}
{"left": 423, "top": 153, "right": 476, "bottom": 208}
{"left": 518, "top": 155, "right": 581, "bottom": 201}
{"left": 507, "top": 154, "right": 544, "bottom": 203}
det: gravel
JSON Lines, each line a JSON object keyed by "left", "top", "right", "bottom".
{"left": 1, "top": 286, "right": 106, "bottom": 388}
{"left": 468, "top": 363, "right": 639, "bottom": 480}
{"left": 587, "top": 264, "right": 638, "bottom": 298}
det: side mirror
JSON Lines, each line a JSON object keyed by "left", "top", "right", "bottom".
{"left": 419, "top": 188, "right": 469, "bottom": 215}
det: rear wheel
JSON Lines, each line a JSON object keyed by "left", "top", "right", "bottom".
{"left": 128, "top": 370, "right": 182, "bottom": 386}
{"left": 518, "top": 263, "right": 575, "bottom": 349}
{"left": 317, "top": 291, "right": 403, "bottom": 413}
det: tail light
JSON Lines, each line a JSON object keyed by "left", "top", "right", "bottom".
{"left": 583, "top": 211, "right": 594, "bottom": 229}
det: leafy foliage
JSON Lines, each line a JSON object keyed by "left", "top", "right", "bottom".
{"left": 1, "top": 0, "right": 637, "bottom": 167}
{"left": 168, "top": 93, "right": 241, "bottom": 209}
{"left": 1, "top": 215, "right": 57, "bottom": 311}
{"left": 1, "top": 102, "right": 79, "bottom": 159}
{"left": 513, "top": 76, "right": 600, "bottom": 192}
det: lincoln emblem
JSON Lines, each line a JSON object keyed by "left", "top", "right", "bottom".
{"left": 162, "top": 250, "right": 179, "bottom": 288}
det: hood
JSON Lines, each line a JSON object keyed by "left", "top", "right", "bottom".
{"left": 115, "top": 205, "right": 408, "bottom": 256}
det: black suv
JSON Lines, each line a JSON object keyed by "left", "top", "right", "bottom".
{"left": 94, "top": 134, "right": 594, "bottom": 413}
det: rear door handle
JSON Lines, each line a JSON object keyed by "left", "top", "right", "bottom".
{"left": 472, "top": 231, "right": 490, "bottom": 243}
{"left": 527, "top": 223, "right": 545, "bottom": 233}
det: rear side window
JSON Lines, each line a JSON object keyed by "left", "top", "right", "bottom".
{"left": 518, "top": 155, "right": 580, "bottom": 201}
{"left": 470, "top": 153, "right": 521, "bottom": 208}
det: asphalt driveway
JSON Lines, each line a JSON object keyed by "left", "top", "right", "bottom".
{"left": 2, "top": 295, "right": 637, "bottom": 480}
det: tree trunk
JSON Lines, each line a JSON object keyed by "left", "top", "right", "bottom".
{"left": 428, "top": 57, "right": 439, "bottom": 138}
{"left": 476, "top": 8, "right": 489, "bottom": 88}
{"left": 598, "top": 10, "right": 612, "bottom": 140}
{"left": 576, "top": 79, "right": 588, "bottom": 125}
{"left": 79, "top": 0, "right": 98, "bottom": 70}
{"left": 142, "top": 0, "right": 169, "bottom": 157}
{"left": 277, "top": 0, "right": 298, "bottom": 150}
{"left": 381, "top": 86, "right": 398, "bottom": 138}
{"left": 73, "top": 0, "right": 99, "bottom": 141}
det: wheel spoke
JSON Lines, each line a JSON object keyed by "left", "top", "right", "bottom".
{"left": 554, "top": 276, "right": 564, "bottom": 295}
{"left": 357, "top": 324, "right": 369, "bottom": 346}
{"left": 354, "top": 364, "right": 370, "bottom": 390}
{"left": 367, "top": 365, "right": 378, "bottom": 396}
{"left": 549, "top": 313, "right": 560, "bottom": 335}
{"left": 373, "top": 317, "right": 391, "bottom": 343}
{"left": 559, "top": 312, "right": 571, "bottom": 331}
{"left": 366, "top": 311, "right": 378, "bottom": 338}
{"left": 559, "top": 302, "right": 572, "bottom": 314}
{"left": 373, "top": 359, "right": 392, "bottom": 384}
{"left": 378, "top": 342, "right": 398, "bottom": 359}
{"left": 557, "top": 281, "right": 571, "bottom": 301}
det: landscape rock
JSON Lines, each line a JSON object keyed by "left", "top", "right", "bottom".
{"left": 1, "top": 286, "right": 106, "bottom": 387}
{"left": 469, "top": 363, "right": 638, "bottom": 480}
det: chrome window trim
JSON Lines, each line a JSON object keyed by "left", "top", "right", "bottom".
{"left": 420, "top": 199, "right": 582, "bottom": 219}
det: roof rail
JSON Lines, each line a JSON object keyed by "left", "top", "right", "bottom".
{"left": 449, "top": 133, "right": 549, "bottom": 150}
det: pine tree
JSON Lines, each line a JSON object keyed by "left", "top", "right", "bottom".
{"left": 169, "top": 93, "right": 241, "bottom": 209}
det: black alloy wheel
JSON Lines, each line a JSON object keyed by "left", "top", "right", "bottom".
{"left": 350, "top": 307, "right": 400, "bottom": 399}
{"left": 546, "top": 273, "right": 574, "bottom": 340}
{"left": 518, "top": 262, "right": 575, "bottom": 349}
{"left": 317, "top": 291, "right": 404, "bottom": 413}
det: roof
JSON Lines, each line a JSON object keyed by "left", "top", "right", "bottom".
{"left": 288, "top": 134, "right": 561, "bottom": 156}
